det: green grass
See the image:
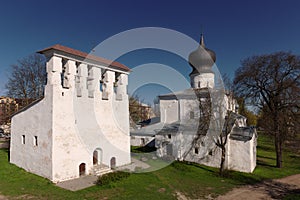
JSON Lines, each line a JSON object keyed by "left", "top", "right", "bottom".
{"left": 0, "top": 134, "right": 299, "bottom": 199}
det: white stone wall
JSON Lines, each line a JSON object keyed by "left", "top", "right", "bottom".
{"left": 10, "top": 88, "right": 53, "bottom": 180}
{"left": 160, "top": 99, "right": 179, "bottom": 124}
{"left": 179, "top": 99, "right": 199, "bottom": 121}
{"left": 228, "top": 138, "right": 256, "bottom": 172}
{"left": 228, "top": 130, "right": 257, "bottom": 173}
{"left": 131, "top": 135, "right": 154, "bottom": 147}
{"left": 10, "top": 51, "right": 131, "bottom": 182}
{"left": 155, "top": 61, "right": 256, "bottom": 173}
{"left": 156, "top": 128, "right": 256, "bottom": 173}
{"left": 190, "top": 72, "right": 214, "bottom": 89}
{"left": 224, "top": 93, "right": 238, "bottom": 113}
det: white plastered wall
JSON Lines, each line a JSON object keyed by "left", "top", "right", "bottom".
{"left": 10, "top": 90, "right": 53, "bottom": 180}
{"left": 160, "top": 99, "right": 179, "bottom": 124}
{"left": 10, "top": 52, "right": 131, "bottom": 183}
{"left": 190, "top": 72, "right": 214, "bottom": 89}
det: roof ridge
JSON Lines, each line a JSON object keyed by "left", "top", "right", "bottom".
{"left": 37, "top": 44, "right": 130, "bottom": 72}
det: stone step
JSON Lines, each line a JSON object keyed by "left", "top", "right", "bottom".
{"left": 95, "top": 168, "right": 112, "bottom": 176}
{"left": 93, "top": 163, "right": 109, "bottom": 169}
{"left": 91, "top": 164, "right": 112, "bottom": 176}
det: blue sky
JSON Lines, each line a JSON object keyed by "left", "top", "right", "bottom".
{"left": 1, "top": 0, "right": 300, "bottom": 103}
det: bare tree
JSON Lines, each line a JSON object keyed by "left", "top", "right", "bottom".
{"left": 182, "top": 86, "right": 234, "bottom": 176}
{"left": 5, "top": 54, "right": 46, "bottom": 106}
{"left": 234, "top": 52, "right": 300, "bottom": 168}
{"left": 129, "top": 95, "right": 152, "bottom": 124}
{"left": 210, "top": 86, "right": 234, "bottom": 175}
{"left": 181, "top": 88, "right": 212, "bottom": 160}
{"left": 236, "top": 97, "right": 257, "bottom": 126}
{"left": 222, "top": 73, "right": 234, "bottom": 92}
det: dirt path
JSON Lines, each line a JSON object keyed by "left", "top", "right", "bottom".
{"left": 216, "top": 174, "right": 300, "bottom": 200}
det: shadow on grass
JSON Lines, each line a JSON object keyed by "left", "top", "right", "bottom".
{"left": 223, "top": 171, "right": 262, "bottom": 185}
{"left": 257, "top": 145, "right": 274, "bottom": 152}
{"left": 171, "top": 161, "right": 263, "bottom": 186}
{"left": 289, "top": 154, "right": 300, "bottom": 159}
{"left": 6, "top": 148, "right": 10, "bottom": 161}
{"left": 131, "top": 146, "right": 157, "bottom": 153}
{"left": 182, "top": 161, "right": 216, "bottom": 173}
{"left": 257, "top": 155, "right": 275, "bottom": 160}
{"left": 257, "top": 160, "right": 275, "bottom": 168}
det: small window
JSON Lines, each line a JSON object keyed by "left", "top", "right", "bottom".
{"left": 100, "top": 81, "right": 103, "bottom": 92}
{"left": 168, "top": 134, "right": 171, "bottom": 139}
{"left": 34, "top": 136, "right": 38, "bottom": 146}
{"left": 22, "top": 135, "right": 25, "bottom": 144}
{"left": 209, "top": 150, "right": 213, "bottom": 156}
{"left": 113, "top": 84, "right": 117, "bottom": 94}
{"left": 195, "top": 148, "right": 199, "bottom": 154}
{"left": 190, "top": 111, "right": 194, "bottom": 119}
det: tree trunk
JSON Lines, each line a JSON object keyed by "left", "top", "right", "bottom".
{"left": 274, "top": 110, "right": 283, "bottom": 168}
{"left": 219, "top": 146, "right": 226, "bottom": 175}
{"left": 275, "top": 131, "right": 283, "bottom": 168}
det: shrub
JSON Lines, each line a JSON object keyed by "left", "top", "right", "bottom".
{"left": 171, "top": 161, "right": 191, "bottom": 172}
{"left": 95, "top": 171, "right": 130, "bottom": 186}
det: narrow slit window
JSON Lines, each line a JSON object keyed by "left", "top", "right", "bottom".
{"left": 22, "top": 135, "right": 25, "bottom": 144}
{"left": 195, "top": 148, "right": 199, "bottom": 154}
{"left": 100, "top": 81, "right": 103, "bottom": 92}
{"left": 34, "top": 136, "right": 38, "bottom": 146}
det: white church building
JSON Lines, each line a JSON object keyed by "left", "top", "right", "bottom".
{"left": 154, "top": 35, "right": 257, "bottom": 173}
{"left": 10, "top": 44, "right": 131, "bottom": 183}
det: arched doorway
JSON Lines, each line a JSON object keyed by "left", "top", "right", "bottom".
{"left": 93, "top": 151, "right": 98, "bottom": 165}
{"left": 79, "top": 163, "right": 86, "bottom": 176}
{"left": 110, "top": 157, "right": 116, "bottom": 169}
{"left": 93, "top": 148, "right": 102, "bottom": 165}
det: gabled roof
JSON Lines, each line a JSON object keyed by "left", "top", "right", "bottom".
{"left": 37, "top": 44, "right": 130, "bottom": 72}
{"left": 158, "top": 88, "right": 210, "bottom": 100}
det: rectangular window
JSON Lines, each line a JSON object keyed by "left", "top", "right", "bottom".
{"left": 22, "top": 135, "right": 25, "bottom": 144}
{"left": 190, "top": 111, "right": 194, "bottom": 119}
{"left": 195, "top": 147, "right": 199, "bottom": 154}
{"left": 168, "top": 134, "right": 171, "bottom": 139}
{"left": 34, "top": 136, "right": 38, "bottom": 146}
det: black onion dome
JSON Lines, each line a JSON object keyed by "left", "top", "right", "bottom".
{"left": 189, "top": 34, "right": 216, "bottom": 75}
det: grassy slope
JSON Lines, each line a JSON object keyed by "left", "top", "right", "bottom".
{"left": 0, "top": 134, "right": 299, "bottom": 200}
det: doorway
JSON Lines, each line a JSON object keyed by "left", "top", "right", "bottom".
{"left": 110, "top": 157, "right": 116, "bottom": 169}
{"left": 167, "top": 144, "right": 173, "bottom": 156}
{"left": 93, "top": 148, "right": 102, "bottom": 165}
{"left": 79, "top": 163, "right": 86, "bottom": 176}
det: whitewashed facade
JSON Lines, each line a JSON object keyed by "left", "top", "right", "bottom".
{"left": 10, "top": 45, "right": 131, "bottom": 182}
{"left": 155, "top": 35, "right": 257, "bottom": 173}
